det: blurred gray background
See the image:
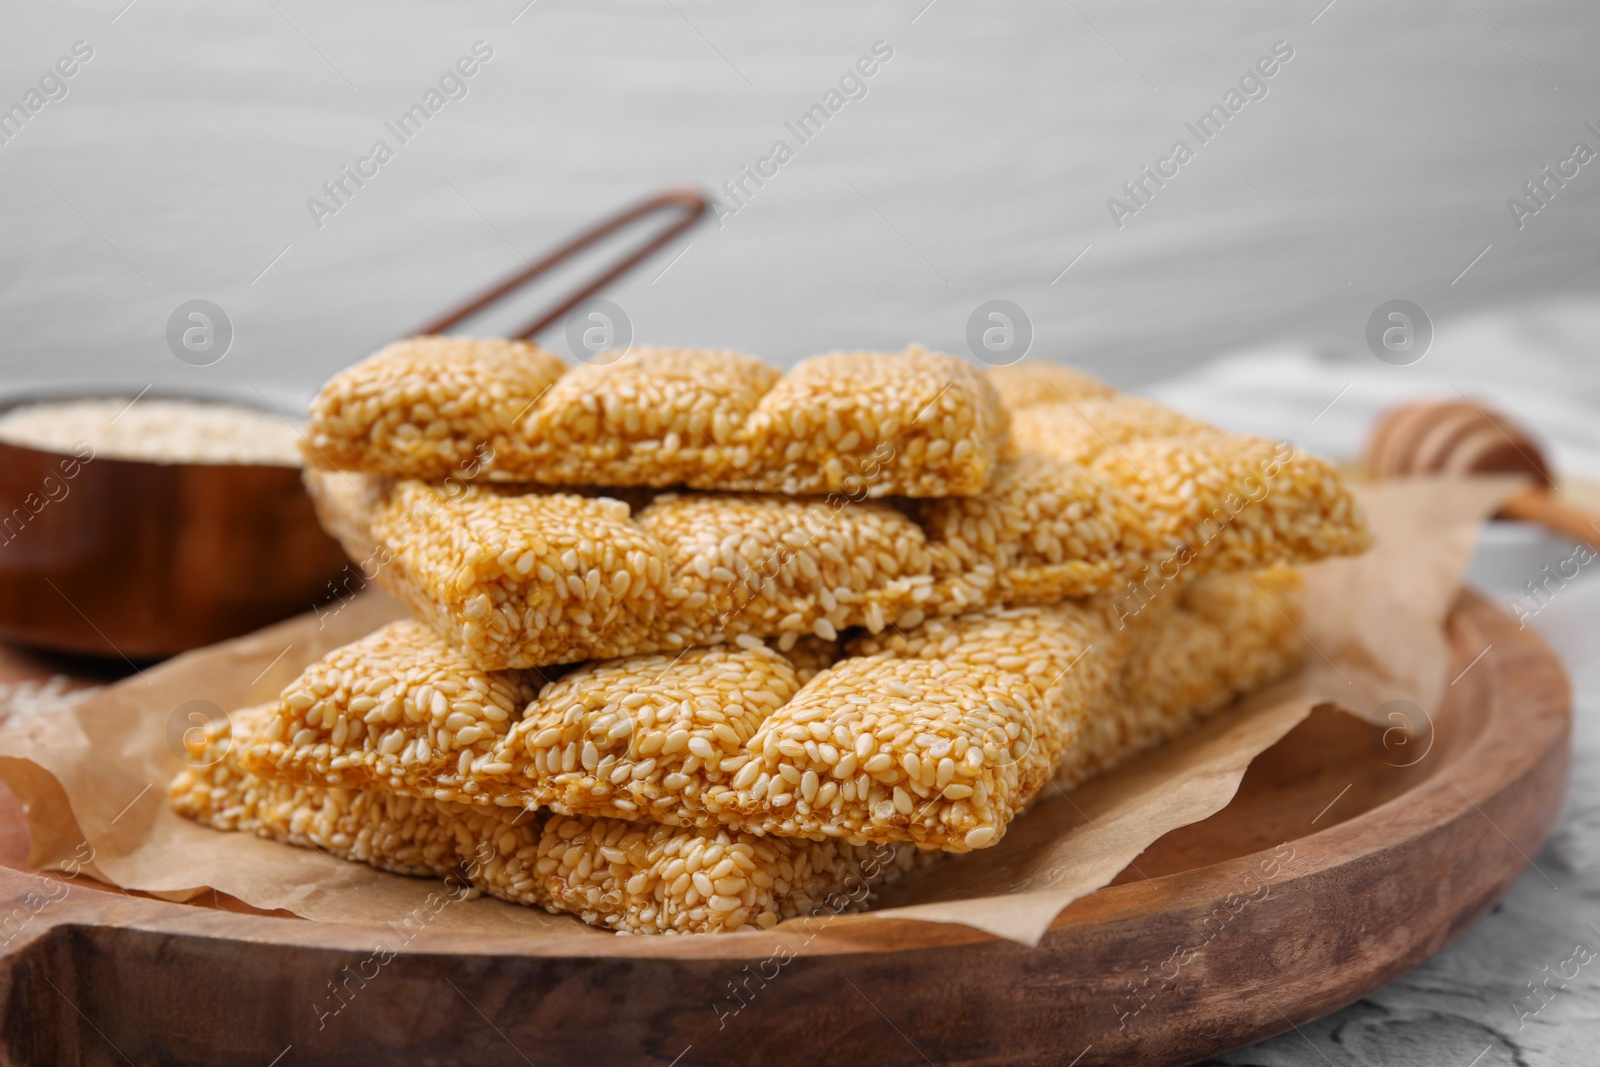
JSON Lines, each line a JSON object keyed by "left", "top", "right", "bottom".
{"left": 2, "top": 0, "right": 1597, "bottom": 405}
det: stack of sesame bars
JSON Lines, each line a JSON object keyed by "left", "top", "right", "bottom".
{"left": 170, "top": 340, "right": 1371, "bottom": 934}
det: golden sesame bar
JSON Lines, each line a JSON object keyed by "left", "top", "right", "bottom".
{"left": 304, "top": 398, "right": 1365, "bottom": 669}
{"left": 910, "top": 452, "right": 1152, "bottom": 609}
{"left": 1097, "top": 434, "right": 1365, "bottom": 578}
{"left": 739, "top": 349, "right": 1008, "bottom": 496}
{"left": 1006, "top": 396, "right": 1213, "bottom": 465}
{"left": 174, "top": 707, "right": 914, "bottom": 935}
{"left": 519, "top": 348, "right": 782, "bottom": 489}
{"left": 257, "top": 619, "right": 552, "bottom": 786}
{"left": 304, "top": 340, "right": 1009, "bottom": 498}
{"left": 840, "top": 566, "right": 1302, "bottom": 823}
{"left": 985, "top": 362, "right": 1117, "bottom": 411}
{"left": 301, "top": 337, "right": 567, "bottom": 482}
{"left": 367, "top": 483, "right": 680, "bottom": 670}
{"left": 1060, "top": 565, "right": 1303, "bottom": 790}
{"left": 238, "top": 569, "right": 1300, "bottom": 852}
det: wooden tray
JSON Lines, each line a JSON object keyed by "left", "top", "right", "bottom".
{"left": 0, "top": 591, "right": 1568, "bottom": 1067}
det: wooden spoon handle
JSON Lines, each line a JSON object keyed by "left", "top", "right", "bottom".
{"left": 1499, "top": 485, "right": 1600, "bottom": 553}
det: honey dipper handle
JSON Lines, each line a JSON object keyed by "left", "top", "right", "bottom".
{"left": 1500, "top": 485, "right": 1600, "bottom": 554}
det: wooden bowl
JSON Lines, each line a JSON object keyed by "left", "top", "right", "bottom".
{"left": 0, "top": 592, "right": 1567, "bottom": 1066}
{"left": 0, "top": 389, "right": 350, "bottom": 660}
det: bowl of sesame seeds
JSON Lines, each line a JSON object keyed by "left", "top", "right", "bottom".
{"left": 0, "top": 387, "right": 351, "bottom": 660}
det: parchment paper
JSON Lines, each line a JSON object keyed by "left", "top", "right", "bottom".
{"left": 0, "top": 476, "right": 1520, "bottom": 946}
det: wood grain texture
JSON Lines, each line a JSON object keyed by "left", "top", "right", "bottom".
{"left": 1500, "top": 486, "right": 1600, "bottom": 555}
{"left": 0, "top": 591, "right": 1569, "bottom": 1067}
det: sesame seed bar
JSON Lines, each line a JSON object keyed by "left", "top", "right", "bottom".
{"left": 1006, "top": 395, "right": 1213, "bottom": 464}
{"left": 172, "top": 707, "right": 915, "bottom": 935}
{"left": 301, "top": 337, "right": 569, "bottom": 482}
{"left": 1059, "top": 566, "right": 1304, "bottom": 791}
{"left": 1013, "top": 402, "right": 1368, "bottom": 577}
{"left": 304, "top": 400, "right": 1364, "bottom": 670}
{"left": 237, "top": 569, "right": 1301, "bottom": 852}
{"left": 304, "top": 340, "right": 1009, "bottom": 497}
{"left": 985, "top": 362, "right": 1117, "bottom": 411}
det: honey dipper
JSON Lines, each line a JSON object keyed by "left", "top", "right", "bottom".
{"left": 1363, "top": 397, "right": 1600, "bottom": 550}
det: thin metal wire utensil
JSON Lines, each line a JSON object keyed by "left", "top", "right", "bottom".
{"left": 412, "top": 186, "right": 708, "bottom": 340}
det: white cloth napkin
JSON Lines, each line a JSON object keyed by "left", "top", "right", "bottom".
{"left": 1143, "top": 299, "right": 1600, "bottom": 480}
